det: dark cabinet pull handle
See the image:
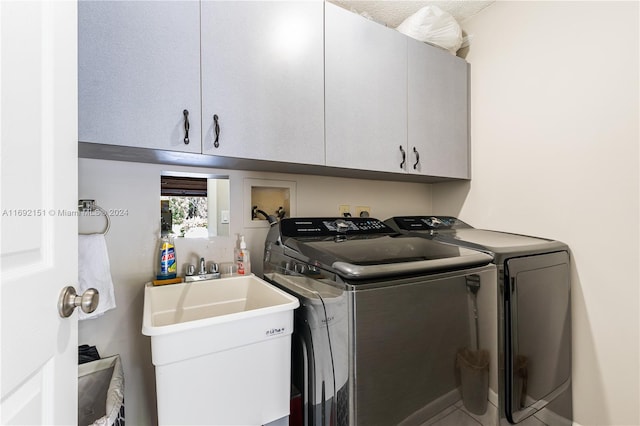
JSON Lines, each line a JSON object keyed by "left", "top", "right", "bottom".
{"left": 213, "top": 114, "right": 220, "bottom": 148}
{"left": 413, "top": 147, "right": 420, "bottom": 169}
{"left": 399, "top": 146, "right": 406, "bottom": 169}
{"left": 183, "top": 109, "right": 190, "bottom": 144}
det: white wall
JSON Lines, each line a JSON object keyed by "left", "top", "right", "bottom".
{"left": 78, "top": 158, "right": 433, "bottom": 425}
{"left": 434, "top": 2, "right": 639, "bottom": 425}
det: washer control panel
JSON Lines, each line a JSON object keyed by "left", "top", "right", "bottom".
{"left": 280, "top": 217, "right": 393, "bottom": 237}
{"left": 388, "top": 216, "right": 471, "bottom": 231}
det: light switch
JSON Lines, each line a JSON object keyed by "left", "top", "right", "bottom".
{"left": 220, "top": 210, "right": 230, "bottom": 224}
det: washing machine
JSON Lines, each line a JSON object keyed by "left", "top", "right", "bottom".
{"left": 263, "top": 217, "right": 499, "bottom": 426}
{"left": 385, "top": 216, "right": 572, "bottom": 426}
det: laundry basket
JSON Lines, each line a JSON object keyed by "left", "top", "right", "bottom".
{"left": 78, "top": 354, "right": 125, "bottom": 426}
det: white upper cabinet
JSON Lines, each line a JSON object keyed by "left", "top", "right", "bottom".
{"left": 408, "top": 38, "right": 469, "bottom": 179}
{"left": 78, "top": 1, "right": 201, "bottom": 152}
{"left": 325, "top": 2, "right": 408, "bottom": 173}
{"left": 78, "top": 1, "right": 469, "bottom": 181}
{"left": 200, "top": 1, "right": 325, "bottom": 165}
{"left": 325, "top": 3, "right": 469, "bottom": 179}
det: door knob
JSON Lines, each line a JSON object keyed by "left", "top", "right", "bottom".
{"left": 58, "top": 286, "right": 99, "bottom": 318}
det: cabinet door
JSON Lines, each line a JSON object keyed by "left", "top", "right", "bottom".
{"left": 325, "top": 3, "right": 408, "bottom": 173}
{"left": 201, "top": 1, "right": 324, "bottom": 165}
{"left": 408, "top": 38, "right": 469, "bottom": 178}
{"left": 78, "top": 1, "right": 201, "bottom": 153}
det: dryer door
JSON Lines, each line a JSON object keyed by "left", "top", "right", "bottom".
{"left": 504, "top": 251, "right": 572, "bottom": 424}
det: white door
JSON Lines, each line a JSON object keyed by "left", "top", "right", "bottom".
{"left": 1, "top": 1, "right": 78, "bottom": 424}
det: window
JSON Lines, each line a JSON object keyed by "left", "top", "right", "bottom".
{"left": 160, "top": 174, "right": 230, "bottom": 237}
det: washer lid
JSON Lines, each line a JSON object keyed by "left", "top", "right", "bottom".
{"left": 278, "top": 218, "right": 493, "bottom": 280}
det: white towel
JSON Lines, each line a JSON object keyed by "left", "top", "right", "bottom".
{"left": 78, "top": 234, "right": 116, "bottom": 320}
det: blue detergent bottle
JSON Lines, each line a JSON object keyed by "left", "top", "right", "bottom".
{"left": 157, "top": 235, "right": 177, "bottom": 280}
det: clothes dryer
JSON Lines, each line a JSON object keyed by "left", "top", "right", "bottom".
{"left": 385, "top": 216, "right": 572, "bottom": 425}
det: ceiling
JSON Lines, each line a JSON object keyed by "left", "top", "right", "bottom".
{"left": 331, "top": 1, "right": 495, "bottom": 29}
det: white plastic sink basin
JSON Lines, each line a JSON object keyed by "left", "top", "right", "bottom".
{"left": 141, "top": 274, "right": 300, "bottom": 425}
{"left": 143, "top": 274, "right": 298, "bottom": 331}
{"left": 142, "top": 274, "right": 299, "bottom": 365}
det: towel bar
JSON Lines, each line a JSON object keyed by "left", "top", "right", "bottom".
{"left": 79, "top": 199, "right": 111, "bottom": 235}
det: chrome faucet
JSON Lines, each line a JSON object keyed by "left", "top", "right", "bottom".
{"left": 185, "top": 257, "right": 221, "bottom": 283}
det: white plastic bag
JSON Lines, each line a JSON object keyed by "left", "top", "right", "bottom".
{"left": 396, "top": 5, "right": 463, "bottom": 54}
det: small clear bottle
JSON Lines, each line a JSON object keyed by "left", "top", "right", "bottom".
{"left": 235, "top": 235, "right": 251, "bottom": 275}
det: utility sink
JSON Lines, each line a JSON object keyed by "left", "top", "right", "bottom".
{"left": 141, "top": 274, "right": 299, "bottom": 426}
{"left": 143, "top": 273, "right": 298, "bottom": 332}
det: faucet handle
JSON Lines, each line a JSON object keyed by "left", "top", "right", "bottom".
{"left": 209, "top": 263, "right": 219, "bottom": 274}
{"left": 186, "top": 264, "right": 196, "bottom": 276}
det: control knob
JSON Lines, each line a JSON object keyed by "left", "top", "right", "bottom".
{"left": 334, "top": 219, "right": 349, "bottom": 233}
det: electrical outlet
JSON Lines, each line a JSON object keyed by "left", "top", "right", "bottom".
{"left": 338, "top": 205, "right": 351, "bottom": 217}
{"left": 356, "top": 206, "right": 371, "bottom": 218}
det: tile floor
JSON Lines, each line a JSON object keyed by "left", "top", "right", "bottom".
{"left": 420, "top": 400, "right": 549, "bottom": 426}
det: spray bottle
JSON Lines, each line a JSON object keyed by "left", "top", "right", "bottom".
{"left": 235, "top": 235, "right": 251, "bottom": 275}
